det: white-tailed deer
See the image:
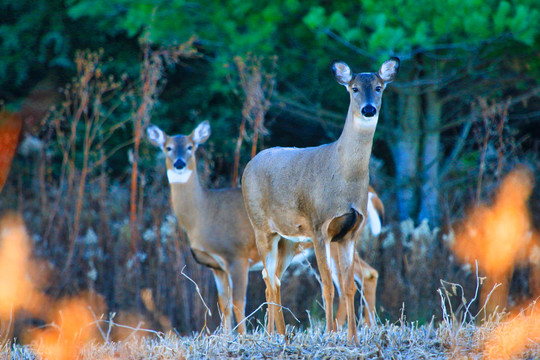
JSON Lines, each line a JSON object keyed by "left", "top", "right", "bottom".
{"left": 242, "top": 58, "right": 399, "bottom": 341}
{"left": 147, "top": 121, "right": 383, "bottom": 334}
{"left": 147, "top": 121, "right": 259, "bottom": 334}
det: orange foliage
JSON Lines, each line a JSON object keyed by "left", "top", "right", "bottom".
{"left": 0, "top": 213, "right": 108, "bottom": 358}
{"left": 0, "top": 111, "right": 22, "bottom": 192}
{"left": 453, "top": 167, "right": 540, "bottom": 357}
{"left": 484, "top": 304, "right": 540, "bottom": 359}
{"left": 0, "top": 212, "right": 47, "bottom": 319}
{"left": 27, "top": 294, "right": 103, "bottom": 360}
{"left": 453, "top": 167, "right": 534, "bottom": 278}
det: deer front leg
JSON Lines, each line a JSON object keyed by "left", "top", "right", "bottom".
{"left": 335, "top": 251, "right": 372, "bottom": 329}
{"left": 330, "top": 243, "right": 347, "bottom": 329}
{"left": 230, "top": 259, "right": 249, "bottom": 334}
{"left": 211, "top": 269, "right": 233, "bottom": 333}
{"left": 337, "top": 239, "right": 358, "bottom": 343}
{"left": 355, "top": 256, "right": 378, "bottom": 327}
{"left": 313, "top": 237, "right": 336, "bottom": 334}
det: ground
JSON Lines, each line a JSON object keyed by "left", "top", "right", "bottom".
{"left": 5, "top": 318, "right": 540, "bottom": 359}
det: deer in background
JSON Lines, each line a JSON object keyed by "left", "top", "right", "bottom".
{"left": 147, "top": 121, "right": 384, "bottom": 334}
{"left": 147, "top": 121, "right": 258, "bottom": 334}
{"left": 242, "top": 58, "right": 399, "bottom": 341}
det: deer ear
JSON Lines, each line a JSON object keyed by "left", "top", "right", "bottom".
{"left": 147, "top": 124, "right": 167, "bottom": 148}
{"left": 379, "top": 57, "right": 400, "bottom": 83}
{"left": 332, "top": 61, "right": 353, "bottom": 86}
{"left": 192, "top": 120, "right": 211, "bottom": 145}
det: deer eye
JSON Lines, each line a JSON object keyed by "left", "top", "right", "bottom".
{"left": 187, "top": 145, "right": 193, "bottom": 151}
{"left": 352, "top": 87, "right": 359, "bottom": 93}
{"left": 165, "top": 146, "right": 173, "bottom": 152}
{"left": 375, "top": 86, "right": 382, "bottom": 92}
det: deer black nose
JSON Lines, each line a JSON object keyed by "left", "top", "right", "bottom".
{"left": 173, "top": 159, "right": 186, "bottom": 170}
{"left": 361, "top": 105, "right": 377, "bottom": 117}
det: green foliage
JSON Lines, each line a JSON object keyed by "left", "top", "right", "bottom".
{"left": 303, "top": 0, "right": 540, "bottom": 58}
{"left": 0, "top": 0, "right": 71, "bottom": 88}
{"left": 2, "top": 0, "right": 539, "bottom": 204}
{"left": 62, "top": 0, "right": 344, "bottom": 163}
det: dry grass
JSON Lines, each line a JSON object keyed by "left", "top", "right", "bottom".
{"left": 0, "top": 210, "right": 539, "bottom": 359}
{"left": 3, "top": 317, "right": 539, "bottom": 360}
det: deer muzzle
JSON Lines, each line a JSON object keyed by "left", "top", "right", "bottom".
{"left": 173, "top": 159, "right": 186, "bottom": 170}
{"left": 361, "top": 105, "right": 377, "bottom": 118}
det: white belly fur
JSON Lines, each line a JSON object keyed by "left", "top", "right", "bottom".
{"left": 278, "top": 233, "right": 312, "bottom": 243}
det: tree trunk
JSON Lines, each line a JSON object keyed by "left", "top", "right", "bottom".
{"left": 418, "top": 90, "right": 441, "bottom": 226}
{"left": 390, "top": 92, "right": 421, "bottom": 221}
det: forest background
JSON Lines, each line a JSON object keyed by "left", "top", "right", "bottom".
{"left": 1, "top": 0, "right": 539, "bottom": 336}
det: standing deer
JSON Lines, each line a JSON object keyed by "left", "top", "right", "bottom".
{"left": 147, "top": 121, "right": 384, "bottom": 334}
{"left": 147, "top": 121, "right": 258, "bottom": 334}
{"left": 242, "top": 58, "right": 399, "bottom": 341}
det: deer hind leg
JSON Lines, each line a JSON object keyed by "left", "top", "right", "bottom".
{"left": 273, "top": 238, "right": 298, "bottom": 335}
{"left": 256, "top": 231, "right": 297, "bottom": 336}
{"left": 229, "top": 259, "right": 249, "bottom": 334}
{"left": 335, "top": 297, "right": 346, "bottom": 330}
{"left": 334, "top": 252, "right": 378, "bottom": 328}
{"left": 263, "top": 273, "right": 274, "bottom": 335}
{"left": 354, "top": 256, "right": 378, "bottom": 327}
{"left": 255, "top": 231, "right": 280, "bottom": 335}
{"left": 211, "top": 269, "right": 233, "bottom": 333}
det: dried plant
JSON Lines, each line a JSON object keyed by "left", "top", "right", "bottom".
{"left": 44, "top": 49, "right": 132, "bottom": 277}
{"left": 231, "top": 54, "right": 277, "bottom": 185}
{"left": 473, "top": 96, "right": 523, "bottom": 204}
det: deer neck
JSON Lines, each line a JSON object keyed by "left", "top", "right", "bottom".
{"left": 334, "top": 107, "right": 377, "bottom": 180}
{"left": 168, "top": 161, "right": 206, "bottom": 231}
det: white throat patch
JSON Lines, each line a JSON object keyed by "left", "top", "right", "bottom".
{"left": 353, "top": 115, "right": 379, "bottom": 128}
{"left": 167, "top": 169, "right": 193, "bottom": 184}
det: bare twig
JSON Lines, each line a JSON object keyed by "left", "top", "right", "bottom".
{"left": 180, "top": 266, "right": 212, "bottom": 317}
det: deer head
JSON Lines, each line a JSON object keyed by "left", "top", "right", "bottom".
{"left": 332, "top": 57, "right": 399, "bottom": 126}
{"left": 146, "top": 121, "right": 211, "bottom": 184}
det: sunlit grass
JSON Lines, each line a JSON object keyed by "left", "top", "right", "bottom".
{"left": 2, "top": 314, "right": 539, "bottom": 359}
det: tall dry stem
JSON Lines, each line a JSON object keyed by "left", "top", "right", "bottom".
{"left": 42, "top": 50, "right": 133, "bottom": 284}
{"left": 231, "top": 54, "right": 277, "bottom": 185}
{"left": 474, "top": 97, "right": 516, "bottom": 204}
